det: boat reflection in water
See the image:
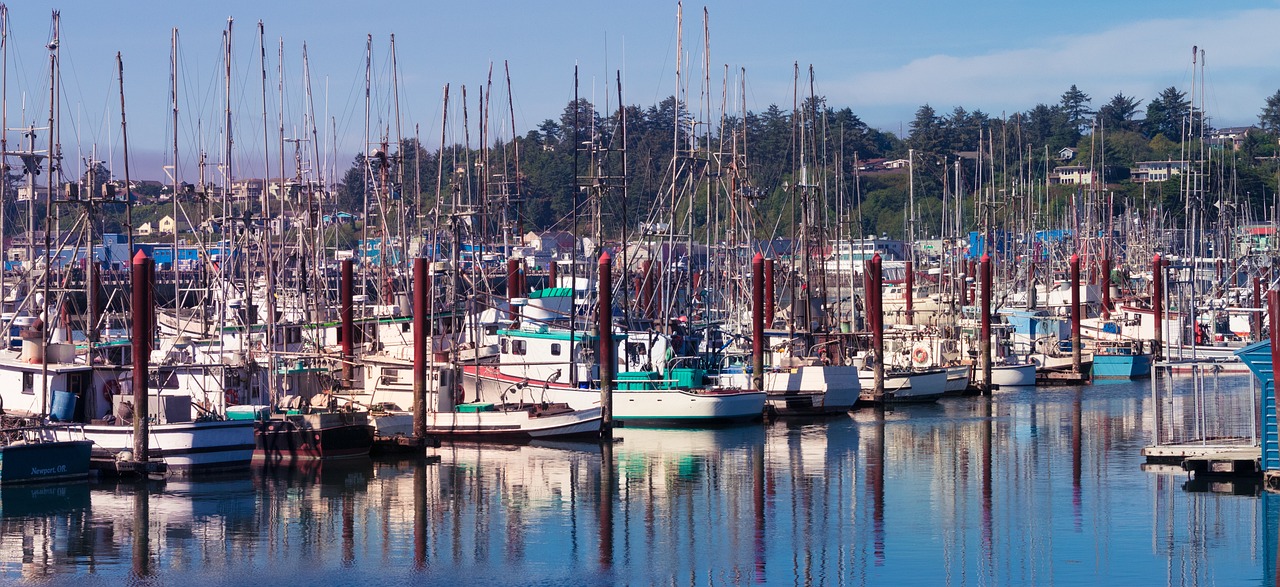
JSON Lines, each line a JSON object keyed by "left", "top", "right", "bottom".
{"left": 0, "top": 375, "right": 1270, "bottom": 584}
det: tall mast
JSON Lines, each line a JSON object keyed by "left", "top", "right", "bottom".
{"left": 0, "top": 3, "right": 7, "bottom": 310}
{"left": 390, "top": 34, "right": 408, "bottom": 274}
{"left": 570, "top": 65, "right": 579, "bottom": 387}
{"left": 223, "top": 17, "right": 235, "bottom": 353}
{"left": 38, "top": 12, "right": 60, "bottom": 416}
{"left": 257, "top": 21, "right": 276, "bottom": 402}
{"left": 302, "top": 42, "right": 324, "bottom": 324}
{"left": 170, "top": 28, "right": 180, "bottom": 331}
{"left": 361, "top": 34, "right": 371, "bottom": 300}
{"left": 667, "top": 2, "right": 681, "bottom": 331}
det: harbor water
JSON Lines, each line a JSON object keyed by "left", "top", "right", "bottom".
{"left": 0, "top": 374, "right": 1271, "bottom": 586}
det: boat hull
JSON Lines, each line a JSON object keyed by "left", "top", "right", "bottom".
{"left": 1093, "top": 353, "right": 1153, "bottom": 379}
{"left": 0, "top": 440, "right": 92, "bottom": 484}
{"left": 973, "top": 363, "right": 1039, "bottom": 387}
{"left": 859, "top": 369, "right": 948, "bottom": 403}
{"left": 253, "top": 413, "right": 374, "bottom": 462}
{"left": 51, "top": 420, "right": 254, "bottom": 474}
{"left": 370, "top": 407, "right": 603, "bottom": 440}
{"left": 943, "top": 365, "right": 972, "bottom": 395}
{"left": 463, "top": 365, "right": 765, "bottom": 424}
{"left": 718, "top": 366, "right": 860, "bottom": 415}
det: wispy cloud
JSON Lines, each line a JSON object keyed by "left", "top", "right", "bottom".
{"left": 833, "top": 8, "right": 1280, "bottom": 126}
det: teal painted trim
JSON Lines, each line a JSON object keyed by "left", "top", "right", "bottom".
{"left": 498, "top": 328, "right": 627, "bottom": 342}
{"left": 527, "top": 287, "right": 574, "bottom": 299}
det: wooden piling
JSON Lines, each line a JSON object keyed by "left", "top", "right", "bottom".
{"left": 870, "top": 253, "right": 884, "bottom": 399}
{"left": 341, "top": 258, "right": 354, "bottom": 385}
{"left": 131, "top": 250, "right": 151, "bottom": 463}
{"left": 1070, "top": 254, "right": 1082, "bottom": 374}
{"left": 1152, "top": 255, "right": 1163, "bottom": 361}
{"left": 598, "top": 251, "right": 614, "bottom": 435}
{"left": 980, "top": 253, "right": 992, "bottom": 392}
{"left": 413, "top": 257, "right": 428, "bottom": 441}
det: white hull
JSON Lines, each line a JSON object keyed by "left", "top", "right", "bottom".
{"left": 718, "top": 366, "right": 860, "bottom": 414}
{"left": 944, "top": 365, "right": 972, "bottom": 394}
{"left": 369, "top": 407, "right": 602, "bottom": 439}
{"left": 973, "top": 363, "right": 1038, "bottom": 387}
{"left": 51, "top": 420, "right": 254, "bottom": 474}
{"left": 859, "top": 369, "right": 947, "bottom": 403}
{"left": 464, "top": 366, "right": 765, "bottom": 423}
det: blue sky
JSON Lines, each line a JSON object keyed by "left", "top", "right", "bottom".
{"left": 5, "top": 1, "right": 1280, "bottom": 180}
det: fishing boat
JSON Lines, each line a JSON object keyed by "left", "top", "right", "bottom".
{"left": 464, "top": 288, "right": 765, "bottom": 424}
{"left": 856, "top": 362, "right": 949, "bottom": 404}
{"left": 251, "top": 359, "right": 374, "bottom": 462}
{"left": 0, "top": 420, "right": 91, "bottom": 485}
{"left": 712, "top": 351, "right": 860, "bottom": 415}
{"left": 353, "top": 358, "right": 602, "bottom": 440}
{"left": 1091, "top": 340, "right": 1153, "bottom": 379}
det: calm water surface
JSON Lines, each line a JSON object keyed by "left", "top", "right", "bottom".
{"left": 0, "top": 374, "right": 1271, "bottom": 586}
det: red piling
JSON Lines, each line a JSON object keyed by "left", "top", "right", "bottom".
{"left": 598, "top": 251, "right": 614, "bottom": 433}
{"left": 1070, "top": 254, "right": 1082, "bottom": 374}
{"left": 341, "top": 258, "right": 354, "bottom": 385}
{"left": 131, "top": 250, "right": 152, "bottom": 462}
{"left": 870, "top": 253, "right": 884, "bottom": 398}
{"left": 413, "top": 257, "right": 428, "bottom": 440}
{"left": 1152, "top": 255, "right": 1163, "bottom": 360}
{"left": 1101, "top": 257, "right": 1112, "bottom": 313}
{"left": 980, "top": 253, "right": 992, "bottom": 390}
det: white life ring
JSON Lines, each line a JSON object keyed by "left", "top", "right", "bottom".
{"left": 911, "top": 344, "right": 931, "bottom": 367}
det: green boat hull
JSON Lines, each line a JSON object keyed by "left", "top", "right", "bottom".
{"left": 0, "top": 440, "right": 93, "bottom": 484}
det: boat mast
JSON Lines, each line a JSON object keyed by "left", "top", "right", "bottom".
{"left": 39, "top": 12, "right": 61, "bottom": 418}
{"left": 258, "top": 21, "right": 277, "bottom": 403}
{"left": 223, "top": 17, "right": 236, "bottom": 355}
{"left": 170, "top": 28, "right": 180, "bottom": 335}
{"left": 361, "top": 34, "right": 371, "bottom": 301}
{"left": 0, "top": 3, "right": 7, "bottom": 311}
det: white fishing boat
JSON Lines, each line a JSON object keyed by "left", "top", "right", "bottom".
{"left": 353, "top": 357, "right": 602, "bottom": 440}
{"left": 463, "top": 288, "right": 765, "bottom": 424}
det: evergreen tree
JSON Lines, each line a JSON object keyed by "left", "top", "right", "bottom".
{"left": 1259, "top": 89, "right": 1280, "bottom": 133}
{"left": 1097, "top": 93, "right": 1142, "bottom": 133}
{"left": 906, "top": 104, "right": 945, "bottom": 155}
{"left": 1144, "top": 87, "right": 1190, "bottom": 140}
{"left": 1059, "top": 85, "right": 1092, "bottom": 133}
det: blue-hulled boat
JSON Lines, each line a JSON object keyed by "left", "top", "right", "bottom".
{"left": 1092, "top": 340, "right": 1153, "bottom": 379}
{"left": 1237, "top": 341, "right": 1277, "bottom": 471}
{"left": 0, "top": 424, "right": 92, "bottom": 484}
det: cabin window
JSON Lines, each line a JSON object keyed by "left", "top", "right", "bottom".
{"left": 22, "top": 372, "right": 32, "bottom": 394}
{"left": 512, "top": 340, "right": 527, "bottom": 356}
{"left": 485, "top": 326, "right": 498, "bottom": 336}
{"left": 501, "top": 338, "right": 509, "bottom": 354}
{"left": 402, "top": 323, "right": 411, "bottom": 333}
{"left": 287, "top": 327, "right": 302, "bottom": 344}
{"left": 627, "top": 342, "right": 647, "bottom": 356}
{"left": 551, "top": 343, "right": 562, "bottom": 356}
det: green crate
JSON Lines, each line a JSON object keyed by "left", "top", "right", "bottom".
{"left": 616, "top": 371, "right": 659, "bottom": 391}
{"left": 667, "top": 368, "right": 706, "bottom": 389}
{"left": 457, "top": 402, "right": 495, "bottom": 413}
